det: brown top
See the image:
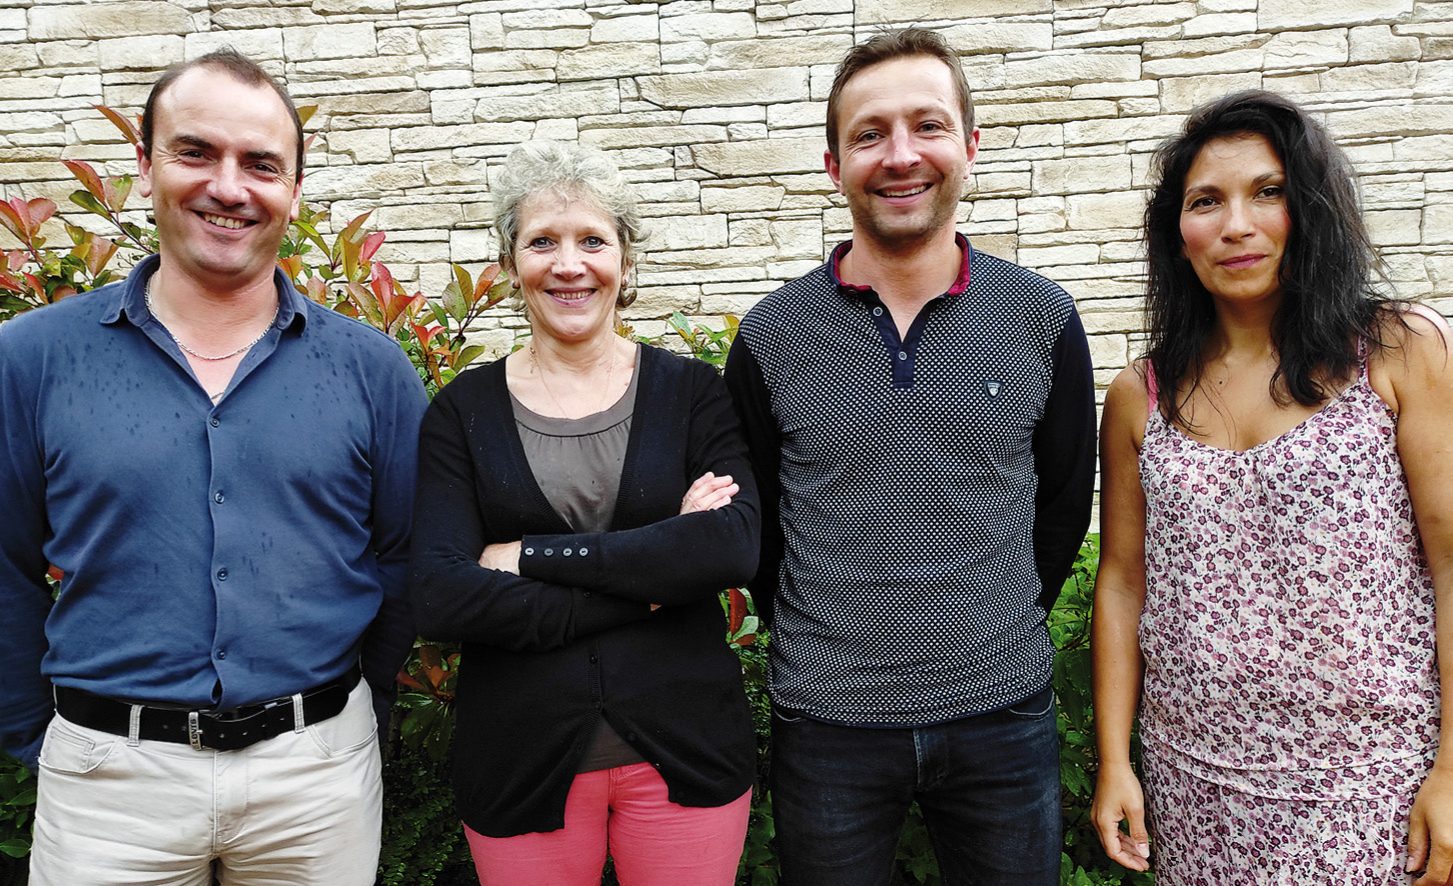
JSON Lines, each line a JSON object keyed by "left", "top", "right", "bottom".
{"left": 511, "top": 348, "right": 645, "bottom": 772}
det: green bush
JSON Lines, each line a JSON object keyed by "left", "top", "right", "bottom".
{"left": 0, "top": 756, "right": 34, "bottom": 886}
{"left": 1052, "top": 538, "right": 1152, "bottom": 886}
{"left": 378, "top": 746, "right": 475, "bottom": 886}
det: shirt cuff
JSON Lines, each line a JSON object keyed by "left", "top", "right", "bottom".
{"left": 519, "top": 533, "right": 605, "bottom": 587}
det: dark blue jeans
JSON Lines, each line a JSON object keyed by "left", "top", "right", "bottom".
{"left": 769, "top": 685, "right": 1061, "bottom": 886}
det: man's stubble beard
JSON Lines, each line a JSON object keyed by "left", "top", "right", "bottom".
{"left": 848, "top": 180, "right": 964, "bottom": 254}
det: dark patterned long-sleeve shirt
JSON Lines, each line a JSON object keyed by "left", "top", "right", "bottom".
{"left": 724, "top": 236, "right": 1095, "bottom": 726}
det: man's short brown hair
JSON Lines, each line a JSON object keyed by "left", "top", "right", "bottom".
{"left": 825, "top": 28, "right": 974, "bottom": 161}
{"left": 141, "top": 48, "right": 305, "bottom": 182}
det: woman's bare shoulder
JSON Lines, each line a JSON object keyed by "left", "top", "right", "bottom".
{"left": 1105, "top": 360, "right": 1149, "bottom": 410}
{"left": 1102, "top": 360, "right": 1151, "bottom": 443}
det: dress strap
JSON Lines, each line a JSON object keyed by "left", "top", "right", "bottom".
{"left": 1144, "top": 361, "right": 1159, "bottom": 412}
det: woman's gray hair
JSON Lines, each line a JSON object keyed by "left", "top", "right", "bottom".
{"left": 493, "top": 140, "right": 644, "bottom": 309}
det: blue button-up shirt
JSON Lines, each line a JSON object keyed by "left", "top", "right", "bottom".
{"left": 0, "top": 255, "right": 427, "bottom": 767}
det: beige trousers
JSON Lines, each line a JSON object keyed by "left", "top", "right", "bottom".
{"left": 29, "top": 679, "right": 382, "bottom": 886}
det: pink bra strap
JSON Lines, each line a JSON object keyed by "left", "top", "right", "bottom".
{"left": 1144, "top": 361, "right": 1159, "bottom": 412}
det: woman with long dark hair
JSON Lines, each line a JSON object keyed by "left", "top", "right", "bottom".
{"left": 1091, "top": 90, "right": 1453, "bottom": 884}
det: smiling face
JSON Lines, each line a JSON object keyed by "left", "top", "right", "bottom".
{"left": 138, "top": 66, "right": 302, "bottom": 293}
{"left": 508, "top": 189, "right": 627, "bottom": 347}
{"left": 1179, "top": 133, "right": 1291, "bottom": 309}
{"left": 825, "top": 54, "right": 978, "bottom": 251}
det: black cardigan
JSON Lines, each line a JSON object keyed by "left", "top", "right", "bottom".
{"left": 409, "top": 345, "right": 761, "bottom": 837}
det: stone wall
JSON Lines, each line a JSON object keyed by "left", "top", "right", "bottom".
{"left": 4, "top": 0, "right": 1451, "bottom": 395}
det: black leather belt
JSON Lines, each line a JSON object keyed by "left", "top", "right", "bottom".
{"left": 53, "top": 665, "right": 360, "bottom": 751}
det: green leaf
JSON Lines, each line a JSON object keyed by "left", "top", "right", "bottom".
{"left": 68, "top": 190, "right": 109, "bottom": 220}
{"left": 290, "top": 219, "right": 329, "bottom": 256}
{"left": 453, "top": 344, "right": 487, "bottom": 371}
{"left": 1061, "top": 763, "right": 1093, "bottom": 798}
{"left": 0, "top": 838, "right": 29, "bottom": 858}
{"left": 109, "top": 175, "right": 134, "bottom": 213}
{"left": 482, "top": 273, "right": 514, "bottom": 310}
{"left": 441, "top": 278, "right": 467, "bottom": 326}
{"left": 667, "top": 310, "right": 694, "bottom": 340}
{"left": 3, "top": 787, "right": 35, "bottom": 806}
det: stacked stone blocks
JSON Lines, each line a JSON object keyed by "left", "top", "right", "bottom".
{"left": 2, "top": 0, "right": 1450, "bottom": 393}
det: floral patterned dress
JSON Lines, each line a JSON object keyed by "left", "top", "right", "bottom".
{"left": 1137, "top": 360, "right": 1441, "bottom": 884}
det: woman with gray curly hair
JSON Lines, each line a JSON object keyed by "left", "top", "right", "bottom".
{"left": 410, "top": 141, "right": 760, "bottom": 885}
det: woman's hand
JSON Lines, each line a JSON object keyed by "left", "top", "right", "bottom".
{"left": 1409, "top": 764, "right": 1453, "bottom": 884}
{"left": 1091, "top": 761, "right": 1151, "bottom": 872}
{"left": 680, "top": 471, "right": 738, "bottom": 515}
{"left": 479, "top": 540, "right": 522, "bottom": 575}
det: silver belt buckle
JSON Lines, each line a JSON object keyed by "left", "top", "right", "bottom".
{"left": 187, "top": 711, "right": 203, "bottom": 751}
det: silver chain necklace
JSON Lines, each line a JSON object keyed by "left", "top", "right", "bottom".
{"left": 529, "top": 338, "right": 617, "bottom": 418}
{"left": 145, "top": 276, "right": 278, "bottom": 362}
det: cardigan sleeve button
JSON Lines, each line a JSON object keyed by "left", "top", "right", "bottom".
{"left": 524, "top": 547, "right": 534, "bottom": 556}
{"left": 563, "top": 548, "right": 572, "bottom": 557}
{"left": 544, "top": 548, "right": 553, "bottom": 556}
{"left": 579, "top": 547, "right": 588, "bottom": 556}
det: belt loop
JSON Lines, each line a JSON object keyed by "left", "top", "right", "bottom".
{"left": 291, "top": 693, "right": 306, "bottom": 733}
{"left": 127, "top": 704, "right": 142, "bottom": 747}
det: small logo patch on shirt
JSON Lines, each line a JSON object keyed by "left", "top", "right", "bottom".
{"left": 984, "top": 379, "right": 1004, "bottom": 398}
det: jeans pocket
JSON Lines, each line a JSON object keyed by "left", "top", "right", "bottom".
{"left": 38, "top": 718, "right": 118, "bottom": 776}
{"left": 306, "top": 685, "right": 377, "bottom": 758}
{"left": 1006, "top": 686, "right": 1055, "bottom": 719}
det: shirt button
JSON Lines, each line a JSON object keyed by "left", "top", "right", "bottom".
{"left": 213, "top": 491, "right": 225, "bottom": 504}
{"left": 209, "top": 417, "right": 220, "bottom": 428}
{"left": 589, "top": 655, "right": 598, "bottom": 664}
{"left": 544, "top": 548, "right": 553, "bottom": 557}
{"left": 216, "top": 649, "right": 227, "bottom": 660}
{"left": 524, "top": 547, "right": 534, "bottom": 556}
{"left": 898, "top": 351, "right": 907, "bottom": 361}
{"left": 583, "top": 591, "right": 593, "bottom": 598}
{"left": 216, "top": 568, "right": 228, "bottom": 581}
{"left": 872, "top": 306, "right": 883, "bottom": 316}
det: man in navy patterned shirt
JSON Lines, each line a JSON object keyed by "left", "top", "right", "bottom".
{"left": 726, "top": 27, "right": 1095, "bottom": 885}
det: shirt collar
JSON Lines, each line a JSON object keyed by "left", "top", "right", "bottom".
{"left": 103, "top": 253, "right": 309, "bottom": 331}
{"left": 828, "top": 232, "right": 974, "bottom": 300}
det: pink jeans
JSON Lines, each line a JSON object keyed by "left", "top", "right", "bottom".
{"left": 464, "top": 762, "right": 751, "bottom": 886}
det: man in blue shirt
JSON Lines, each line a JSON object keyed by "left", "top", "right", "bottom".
{"left": 0, "top": 50, "right": 427, "bottom": 883}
